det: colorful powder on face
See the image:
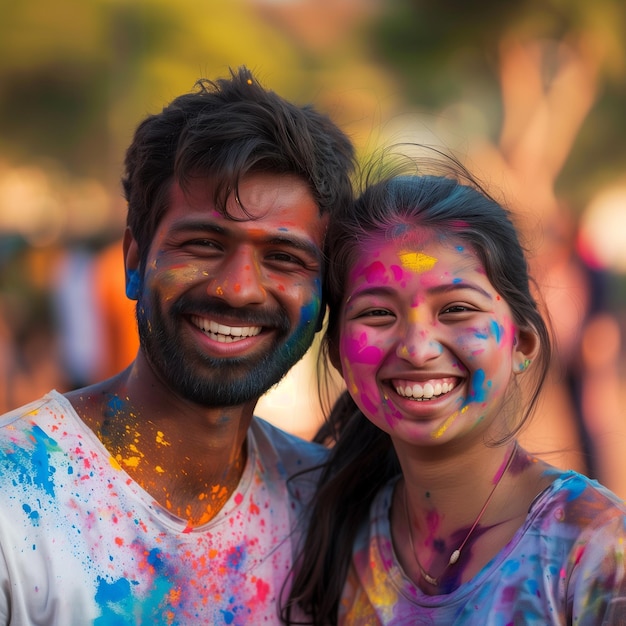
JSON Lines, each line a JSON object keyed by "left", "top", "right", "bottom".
{"left": 431, "top": 406, "right": 468, "bottom": 439}
{"left": 398, "top": 250, "right": 437, "bottom": 273}
{"left": 470, "top": 369, "right": 490, "bottom": 403}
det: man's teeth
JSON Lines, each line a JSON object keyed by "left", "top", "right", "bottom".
{"left": 191, "top": 316, "right": 262, "bottom": 343}
{"left": 396, "top": 381, "right": 454, "bottom": 400}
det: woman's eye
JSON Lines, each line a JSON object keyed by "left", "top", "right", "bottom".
{"left": 441, "top": 304, "right": 475, "bottom": 315}
{"left": 353, "top": 308, "right": 394, "bottom": 321}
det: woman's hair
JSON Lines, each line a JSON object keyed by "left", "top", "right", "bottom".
{"left": 281, "top": 148, "right": 552, "bottom": 626}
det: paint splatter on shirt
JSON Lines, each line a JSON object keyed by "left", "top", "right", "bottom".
{"left": 340, "top": 473, "right": 626, "bottom": 625}
{"left": 0, "top": 391, "right": 327, "bottom": 625}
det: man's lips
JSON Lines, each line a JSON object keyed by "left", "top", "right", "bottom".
{"left": 190, "top": 315, "right": 262, "bottom": 343}
{"left": 392, "top": 377, "right": 458, "bottom": 401}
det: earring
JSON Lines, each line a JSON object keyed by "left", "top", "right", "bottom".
{"left": 520, "top": 359, "right": 531, "bottom": 371}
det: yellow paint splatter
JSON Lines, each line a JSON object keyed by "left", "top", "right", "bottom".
{"left": 129, "top": 443, "right": 142, "bottom": 455}
{"left": 156, "top": 431, "right": 171, "bottom": 447}
{"left": 398, "top": 345, "right": 410, "bottom": 358}
{"left": 116, "top": 453, "right": 141, "bottom": 468}
{"left": 399, "top": 250, "right": 437, "bottom": 273}
{"left": 432, "top": 405, "right": 468, "bottom": 439}
{"left": 155, "top": 465, "right": 165, "bottom": 474}
{"left": 109, "top": 456, "right": 122, "bottom": 471}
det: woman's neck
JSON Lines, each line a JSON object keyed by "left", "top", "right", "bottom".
{"left": 391, "top": 443, "right": 552, "bottom": 594}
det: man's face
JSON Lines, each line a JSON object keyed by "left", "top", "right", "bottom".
{"left": 126, "top": 172, "right": 327, "bottom": 407}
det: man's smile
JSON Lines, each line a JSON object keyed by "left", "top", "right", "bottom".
{"left": 190, "top": 315, "right": 263, "bottom": 343}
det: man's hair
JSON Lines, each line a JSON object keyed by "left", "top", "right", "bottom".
{"left": 122, "top": 66, "right": 355, "bottom": 264}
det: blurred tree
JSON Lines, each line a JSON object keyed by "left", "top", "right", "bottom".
{"left": 369, "top": 0, "right": 626, "bottom": 210}
{"left": 0, "top": 0, "right": 303, "bottom": 186}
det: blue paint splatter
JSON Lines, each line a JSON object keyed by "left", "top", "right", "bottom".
{"left": 94, "top": 576, "right": 135, "bottom": 626}
{"left": 490, "top": 319, "right": 503, "bottom": 343}
{"left": 22, "top": 503, "right": 40, "bottom": 526}
{"left": 469, "top": 369, "right": 489, "bottom": 403}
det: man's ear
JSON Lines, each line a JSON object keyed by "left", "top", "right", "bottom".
{"left": 123, "top": 227, "right": 141, "bottom": 301}
{"left": 513, "top": 326, "right": 540, "bottom": 374}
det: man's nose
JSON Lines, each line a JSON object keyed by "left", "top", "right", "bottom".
{"left": 208, "top": 247, "right": 267, "bottom": 306}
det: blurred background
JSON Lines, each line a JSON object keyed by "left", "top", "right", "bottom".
{"left": 1, "top": 0, "right": 625, "bottom": 495}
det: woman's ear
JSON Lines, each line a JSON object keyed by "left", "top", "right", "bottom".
{"left": 513, "top": 326, "right": 541, "bottom": 374}
{"left": 123, "top": 227, "right": 141, "bottom": 301}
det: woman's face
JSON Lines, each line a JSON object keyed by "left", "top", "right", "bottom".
{"left": 338, "top": 227, "right": 524, "bottom": 448}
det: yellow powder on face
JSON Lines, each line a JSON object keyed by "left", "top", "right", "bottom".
{"left": 399, "top": 250, "right": 437, "bottom": 273}
{"left": 432, "top": 405, "right": 469, "bottom": 439}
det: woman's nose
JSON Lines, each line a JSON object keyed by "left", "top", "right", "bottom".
{"left": 396, "top": 315, "right": 443, "bottom": 364}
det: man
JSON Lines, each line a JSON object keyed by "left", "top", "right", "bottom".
{"left": 0, "top": 67, "right": 355, "bottom": 625}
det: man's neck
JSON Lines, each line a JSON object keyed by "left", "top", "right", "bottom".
{"left": 65, "top": 366, "right": 255, "bottom": 527}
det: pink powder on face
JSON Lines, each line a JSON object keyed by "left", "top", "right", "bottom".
{"left": 341, "top": 334, "right": 383, "bottom": 366}
{"left": 363, "top": 261, "right": 391, "bottom": 285}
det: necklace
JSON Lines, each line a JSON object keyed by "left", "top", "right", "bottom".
{"left": 403, "top": 444, "right": 517, "bottom": 587}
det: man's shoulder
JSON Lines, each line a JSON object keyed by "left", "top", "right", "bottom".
{"left": 250, "top": 415, "right": 329, "bottom": 467}
{"left": 0, "top": 391, "right": 69, "bottom": 433}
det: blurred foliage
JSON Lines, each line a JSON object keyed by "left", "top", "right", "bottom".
{"left": 369, "top": 0, "right": 626, "bottom": 211}
{"left": 0, "top": 0, "right": 623, "bottom": 215}
{"left": 0, "top": 0, "right": 302, "bottom": 183}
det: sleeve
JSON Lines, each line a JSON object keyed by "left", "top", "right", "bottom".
{"left": 567, "top": 508, "right": 626, "bottom": 625}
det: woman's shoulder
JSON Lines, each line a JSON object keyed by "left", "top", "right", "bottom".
{"left": 529, "top": 469, "right": 626, "bottom": 531}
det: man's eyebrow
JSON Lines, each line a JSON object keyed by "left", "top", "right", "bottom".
{"left": 169, "top": 220, "right": 322, "bottom": 260}
{"left": 266, "top": 235, "right": 321, "bottom": 260}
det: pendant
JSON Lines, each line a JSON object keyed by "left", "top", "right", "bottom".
{"left": 448, "top": 549, "right": 461, "bottom": 565}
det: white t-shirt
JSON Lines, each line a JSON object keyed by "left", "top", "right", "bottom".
{"left": 0, "top": 391, "right": 327, "bottom": 625}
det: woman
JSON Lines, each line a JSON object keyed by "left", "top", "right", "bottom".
{"left": 283, "top": 153, "right": 626, "bottom": 625}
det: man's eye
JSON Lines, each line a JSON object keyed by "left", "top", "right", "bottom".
{"left": 187, "top": 239, "right": 218, "bottom": 247}
{"left": 267, "top": 252, "right": 306, "bottom": 266}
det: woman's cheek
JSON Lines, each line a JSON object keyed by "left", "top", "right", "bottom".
{"left": 340, "top": 329, "right": 385, "bottom": 414}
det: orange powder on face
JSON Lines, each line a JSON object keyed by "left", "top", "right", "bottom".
{"left": 398, "top": 250, "right": 437, "bottom": 273}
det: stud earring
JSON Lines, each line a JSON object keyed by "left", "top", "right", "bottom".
{"left": 520, "top": 359, "right": 531, "bottom": 371}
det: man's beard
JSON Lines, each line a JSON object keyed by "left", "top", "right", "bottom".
{"left": 135, "top": 290, "right": 318, "bottom": 408}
